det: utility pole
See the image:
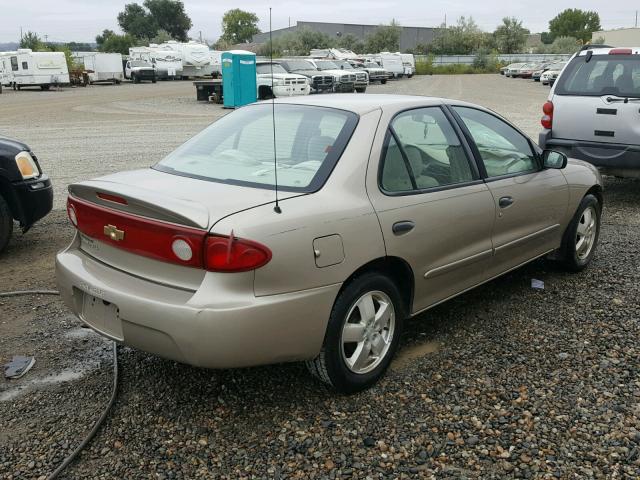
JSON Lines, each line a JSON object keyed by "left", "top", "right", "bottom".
{"left": 199, "top": 30, "right": 202, "bottom": 43}
{"left": 444, "top": 14, "right": 447, "bottom": 29}
{"left": 44, "top": 34, "right": 48, "bottom": 43}
{"left": 288, "top": 17, "right": 291, "bottom": 29}
{"left": 636, "top": 10, "right": 638, "bottom": 28}
{"left": 20, "top": 26, "right": 23, "bottom": 41}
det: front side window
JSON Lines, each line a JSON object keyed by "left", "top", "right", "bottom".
{"left": 380, "top": 107, "right": 476, "bottom": 193}
{"left": 454, "top": 107, "right": 538, "bottom": 178}
{"left": 155, "top": 104, "right": 358, "bottom": 192}
{"left": 256, "top": 63, "right": 288, "bottom": 75}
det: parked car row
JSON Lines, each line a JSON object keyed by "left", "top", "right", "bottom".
{"left": 501, "top": 60, "right": 569, "bottom": 86}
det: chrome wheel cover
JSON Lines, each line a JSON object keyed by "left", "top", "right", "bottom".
{"left": 576, "top": 205, "right": 597, "bottom": 260}
{"left": 340, "top": 290, "right": 395, "bottom": 375}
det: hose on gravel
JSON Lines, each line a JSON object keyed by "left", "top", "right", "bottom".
{"left": 1, "top": 289, "right": 120, "bottom": 480}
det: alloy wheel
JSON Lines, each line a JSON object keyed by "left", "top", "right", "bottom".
{"left": 576, "top": 205, "right": 597, "bottom": 260}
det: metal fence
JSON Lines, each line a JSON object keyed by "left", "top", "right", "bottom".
{"left": 415, "top": 54, "right": 572, "bottom": 65}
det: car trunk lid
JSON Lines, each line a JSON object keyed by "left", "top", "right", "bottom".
{"left": 68, "top": 168, "right": 295, "bottom": 289}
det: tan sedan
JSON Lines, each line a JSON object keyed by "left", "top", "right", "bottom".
{"left": 56, "top": 95, "right": 603, "bottom": 393}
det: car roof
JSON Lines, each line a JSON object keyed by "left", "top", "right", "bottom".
{"left": 262, "top": 94, "right": 460, "bottom": 115}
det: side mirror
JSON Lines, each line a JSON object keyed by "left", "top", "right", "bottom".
{"left": 542, "top": 149, "right": 568, "bottom": 169}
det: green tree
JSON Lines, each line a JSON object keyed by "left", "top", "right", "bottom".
{"left": 96, "top": 29, "right": 116, "bottom": 49}
{"left": 549, "top": 9, "right": 601, "bottom": 44}
{"left": 118, "top": 0, "right": 191, "bottom": 42}
{"left": 540, "top": 32, "right": 554, "bottom": 44}
{"left": 535, "top": 36, "right": 579, "bottom": 53}
{"left": 220, "top": 9, "right": 260, "bottom": 44}
{"left": 430, "top": 17, "right": 486, "bottom": 55}
{"left": 336, "top": 33, "right": 365, "bottom": 54}
{"left": 365, "top": 20, "right": 401, "bottom": 53}
{"left": 67, "top": 42, "right": 94, "bottom": 52}
{"left": 98, "top": 32, "right": 139, "bottom": 55}
{"left": 144, "top": 0, "right": 192, "bottom": 42}
{"left": 20, "top": 31, "right": 45, "bottom": 50}
{"left": 118, "top": 3, "right": 157, "bottom": 39}
{"left": 493, "top": 17, "right": 529, "bottom": 54}
{"left": 150, "top": 29, "right": 174, "bottom": 44}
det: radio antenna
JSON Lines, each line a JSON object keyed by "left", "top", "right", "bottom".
{"left": 270, "top": 7, "right": 282, "bottom": 214}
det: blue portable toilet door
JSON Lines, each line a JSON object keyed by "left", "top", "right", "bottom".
{"left": 222, "top": 50, "right": 257, "bottom": 108}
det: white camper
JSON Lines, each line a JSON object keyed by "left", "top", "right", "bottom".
{"left": 399, "top": 53, "right": 415, "bottom": 77}
{"left": 378, "top": 52, "right": 405, "bottom": 78}
{"left": 6, "top": 49, "right": 70, "bottom": 89}
{"left": 130, "top": 46, "right": 182, "bottom": 79}
{"left": 158, "top": 41, "right": 214, "bottom": 78}
{"left": 72, "top": 52, "right": 123, "bottom": 84}
{"left": 0, "top": 52, "right": 16, "bottom": 86}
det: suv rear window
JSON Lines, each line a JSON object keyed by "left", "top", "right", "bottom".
{"left": 155, "top": 104, "right": 358, "bottom": 192}
{"left": 555, "top": 54, "right": 640, "bottom": 97}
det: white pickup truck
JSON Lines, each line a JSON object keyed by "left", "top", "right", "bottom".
{"left": 256, "top": 61, "right": 310, "bottom": 99}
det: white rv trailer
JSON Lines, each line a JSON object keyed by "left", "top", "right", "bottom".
{"left": 158, "top": 41, "right": 214, "bottom": 78}
{"left": 209, "top": 50, "right": 222, "bottom": 76}
{"left": 72, "top": 52, "right": 123, "bottom": 84}
{"left": 0, "top": 52, "right": 16, "bottom": 86}
{"left": 130, "top": 46, "right": 182, "bottom": 79}
{"left": 309, "top": 48, "right": 358, "bottom": 60}
{"left": 399, "top": 53, "right": 415, "bottom": 77}
{"left": 5, "top": 49, "right": 70, "bottom": 89}
{"left": 378, "top": 52, "right": 405, "bottom": 78}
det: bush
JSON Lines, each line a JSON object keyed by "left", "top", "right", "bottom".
{"left": 415, "top": 60, "right": 503, "bottom": 75}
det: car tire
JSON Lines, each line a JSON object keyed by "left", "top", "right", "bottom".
{"left": 306, "top": 272, "right": 405, "bottom": 394}
{"left": 0, "top": 194, "right": 13, "bottom": 253}
{"left": 355, "top": 87, "right": 366, "bottom": 93}
{"left": 381, "top": 79, "right": 387, "bottom": 84}
{"left": 559, "top": 194, "right": 601, "bottom": 272}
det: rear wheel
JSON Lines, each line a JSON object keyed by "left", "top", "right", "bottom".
{"left": 355, "top": 87, "right": 367, "bottom": 93}
{"left": 306, "top": 272, "right": 404, "bottom": 393}
{"left": 0, "top": 194, "right": 13, "bottom": 253}
{"left": 559, "top": 194, "right": 601, "bottom": 272}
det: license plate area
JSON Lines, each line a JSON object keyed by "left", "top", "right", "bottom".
{"left": 79, "top": 290, "right": 123, "bottom": 340}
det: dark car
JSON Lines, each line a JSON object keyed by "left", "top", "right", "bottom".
{"left": 0, "top": 137, "right": 53, "bottom": 252}
{"left": 276, "top": 59, "right": 335, "bottom": 93}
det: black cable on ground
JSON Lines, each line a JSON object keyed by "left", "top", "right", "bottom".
{"left": 47, "top": 341, "right": 119, "bottom": 480}
{"left": 0, "top": 290, "right": 60, "bottom": 297}
{"left": 1, "top": 289, "right": 120, "bottom": 480}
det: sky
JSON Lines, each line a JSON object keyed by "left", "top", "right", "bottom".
{"left": 0, "top": 0, "right": 637, "bottom": 44}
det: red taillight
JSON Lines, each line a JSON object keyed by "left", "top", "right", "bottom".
{"left": 541, "top": 101, "right": 553, "bottom": 129}
{"left": 66, "top": 196, "right": 271, "bottom": 272}
{"left": 205, "top": 234, "right": 272, "bottom": 272}
{"left": 609, "top": 48, "right": 633, "bottom": 55}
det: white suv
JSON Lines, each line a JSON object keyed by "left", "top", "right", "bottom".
{"left": 539, "top": 47, "right": 640, "bottom": 177}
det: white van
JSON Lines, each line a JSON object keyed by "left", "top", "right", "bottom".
{"left": 72, "top": 52, "right": 123, "bottom": 84}
{"left": 7, "top": 49, "right": 70, "bottom": 90}
{"left": 540, "top": 47, "right": 640, "bottom": 177}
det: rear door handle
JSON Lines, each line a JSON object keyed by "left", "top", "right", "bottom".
{"left": 499, "top": 196, "right": 514, "bottom": 208}
{"left": 392, "top": 221, "right": 415, "bottom": 235}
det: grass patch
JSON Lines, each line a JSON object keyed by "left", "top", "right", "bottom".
{"left": 415, "top": 62, "right": 502, "bottom": 75}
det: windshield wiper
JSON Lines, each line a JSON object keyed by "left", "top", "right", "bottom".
{"left": 606, "top": 96, "right": 640, "bottom": 103}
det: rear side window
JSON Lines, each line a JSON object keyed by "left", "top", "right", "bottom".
{"left": 555, "top": 55, "right": 640, "bottom": 97}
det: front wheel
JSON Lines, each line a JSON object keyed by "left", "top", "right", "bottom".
{"left": 355, "top": 87, "right": 367, "bottom": 93}
{"left": 0, "top": 194, "right": 13, "bottom": 253}
{"left": 558, "top": 194, "right": 601, "bottom": 272}
{"left": 381, "top": 79, "right": 387, "bottom": 85}
{"left": 306, "top": 272, "right": 404, "bottom": 393}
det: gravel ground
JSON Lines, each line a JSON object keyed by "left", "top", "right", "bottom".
{"left": 1, "top": 76, "right": 639, "bottom": 479}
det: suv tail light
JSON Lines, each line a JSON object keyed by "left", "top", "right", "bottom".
{"left": 541, "top": 101, "right": 553, "bottom": 129}
{"left": 67, "top": 196, "right": 271, "bottom": 273}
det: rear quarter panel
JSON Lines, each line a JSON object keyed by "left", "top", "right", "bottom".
{"left": 561, "top": 159, "right": 603, "bottom": 223}
{"left": 211, "top": 109, "right": 386, "bottom": 297}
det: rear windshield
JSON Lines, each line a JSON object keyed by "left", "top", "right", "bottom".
{"left": 155, "top": 104, "right": 358, "bottom": 192}
{"left": 555, "top": 55, "right": 640, "bottom": 97}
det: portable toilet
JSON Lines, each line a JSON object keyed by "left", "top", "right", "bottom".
{"left": 221, "top": 50, "right": 257, "bottom": 108}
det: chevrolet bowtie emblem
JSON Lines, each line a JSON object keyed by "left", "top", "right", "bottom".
{"left": 103, "top": 224, "right": 125, "bottom": 241}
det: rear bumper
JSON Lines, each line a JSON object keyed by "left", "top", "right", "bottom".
{"left": 540, "top": 130, "right": 640, "bottom": 171}
{"left": 55, "top": 240, "right": 339, "bottom": 369}
{"left": 10, "top": 174, "right": 53, "bottom": 230}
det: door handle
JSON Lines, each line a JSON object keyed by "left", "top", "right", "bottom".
{"left": 392, "top": 221, "right": 415, "bottom": 235}
{"left": 499, "top": 196, "right": 514, "bottom": 208}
